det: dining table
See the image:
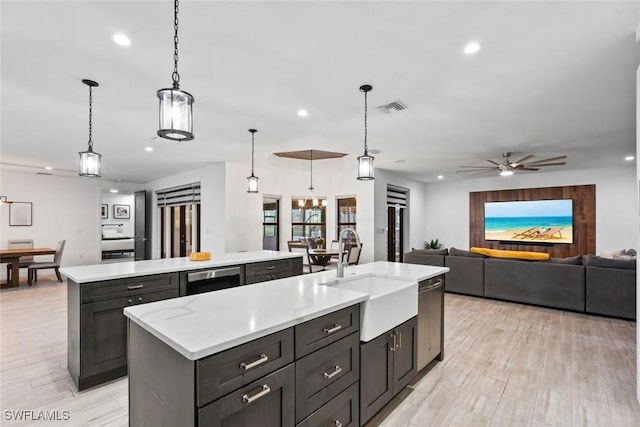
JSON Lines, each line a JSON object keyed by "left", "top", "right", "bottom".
{"left": 308, "top": 248, "right": 343, "bottom": 268}
{"left": 0, "top": 247, "right": 56, "bottom": 287}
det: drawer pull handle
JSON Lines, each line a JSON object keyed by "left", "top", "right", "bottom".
{"left": 335, "top": 422, "right": 343, "bottom": 427}
{"left": 323, "top": 324, "right": 342, "bottom": 334}
{"left": 265, "top": 266, "right": 276, "bottom": 270}
{"left": 242, "top": 384, "right": 270, "bottom": 404}
{"left": 240, "top": 354, "right": 269, "bottom": 370}
{"left": 127, "top": 284, "right": 144, "bottom": 290}
{"left": 396, "top": 331, "right": 402, "bottom": 349}
{"left": 323, "top": 365, "right": 342, "bottom": 379}
{"left": 389, "top": 332, "right": 396, "bottom": 352}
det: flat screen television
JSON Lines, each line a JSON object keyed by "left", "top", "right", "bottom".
{"left": 484, "top": 199, "right": 573, "bottom": 244}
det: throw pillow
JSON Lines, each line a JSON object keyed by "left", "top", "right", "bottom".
{"left": 449, "top": 247, "right": 486, "bottom": 258}
{"left": 549, "top": 255, "right": 583, "bottom": 265}
{"left": 470, "top": 247, "right": 550, "bottom": 261}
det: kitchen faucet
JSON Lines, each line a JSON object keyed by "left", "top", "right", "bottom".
{"left": 337, "top": 227, "right": 361, "bottom": 278}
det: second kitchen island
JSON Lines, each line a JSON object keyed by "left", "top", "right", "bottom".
{"left": 124, "top": 262, "right": 448, "bottom": 426}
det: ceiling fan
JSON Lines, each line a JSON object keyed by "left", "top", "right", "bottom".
{"left": 456, "top": 152, "right": 567, "bottom": 176}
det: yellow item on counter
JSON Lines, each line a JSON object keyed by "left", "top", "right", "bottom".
{"left": 470, "top": 247, "right": 550, "bottom": 261}
{"left": 189, "top": 252, "right": 211, "bottom": 261}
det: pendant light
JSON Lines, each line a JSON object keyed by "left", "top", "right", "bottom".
{"left": 246, "top": 129, "right": 259, "bottom": 193}
{"left": 298, "top": 151, "right": 320, "bottom": 208}
{"left": 357, "top": 84, "right": 374, "bottom": 180}
{"left": 157, "top": 0, "right": 194, "bottom": 141}
{"left": 78, "top": 79, "right": 102, "bottom": 177}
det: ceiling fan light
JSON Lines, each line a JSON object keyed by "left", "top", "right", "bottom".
{"left": 157, "top": 86, "right": 194, "bottom": 141}
{"left": 500, "top": 169, "right": 514, "bottom": 177}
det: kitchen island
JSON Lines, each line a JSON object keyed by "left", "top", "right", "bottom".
{"left": 60, "top": 250, "right": 303, "bottom": 390}
{"left": 124, "top": 261, "right": 448, "bottom": 426}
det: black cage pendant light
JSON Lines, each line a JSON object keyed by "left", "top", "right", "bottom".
{"left": 157, "top": 0, "right": 194, "bottom": 141}
{"left": 246, "top": 129, "right": 259, "bottom": 193}
{"left": 78, "top": 79, "right": 102, "bottom": 177}
{"left": 357, "top": 84, "right": 375, "bottom": 180}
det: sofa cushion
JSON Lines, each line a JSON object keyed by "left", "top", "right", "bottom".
{"left": 549, "top": 255, "right": 583, "bottom": 265}
{"left": 449, "top": 247, "right": 486, "bottom": 258}
{"left": 584, "top": 255, "right": 636, "bottom": 270}
{"left": 410, "top": 248, "right": 449, "bottom": 256}
{"left": 470, "top": 247, "right": 550, "bottom": 261}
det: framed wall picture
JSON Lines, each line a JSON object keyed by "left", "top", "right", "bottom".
{"left": 101, "top": 204, "right": 108, "bottom": 219}
{"left": 113, "top": 204, "right": 130, "bottom": 219}
{"left": 9, "top": 202, "right": 33, "bottom": 226}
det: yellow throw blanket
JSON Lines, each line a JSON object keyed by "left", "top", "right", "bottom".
{"left": 470, "top": 247, "right": 550, "bottom": 261}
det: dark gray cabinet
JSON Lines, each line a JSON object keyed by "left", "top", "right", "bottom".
{"left": 245, "top": 258, "right": 303, "bottom": 285}
{"left": 359, "top": 316, "right": 418, "bottom": 425}
{"left": 297, "top": 381, "right": 359, "bottom": 427}
{"left": 68, "top": 273, "right": 179, "bottom": 390}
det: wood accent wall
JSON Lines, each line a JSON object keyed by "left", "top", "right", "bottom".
{"left": 469, "top": 185, "right": 595, "bottom": 258}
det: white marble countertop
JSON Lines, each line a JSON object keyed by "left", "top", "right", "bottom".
{"left": 60, "top": 250, "right": 302, "bottom": 283}
{"left": 124, "top": 261, "right": 448, "bottom": 360}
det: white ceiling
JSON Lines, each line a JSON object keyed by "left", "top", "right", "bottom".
{"left": 2, "top": 1, "right": 639, "bottom": 184}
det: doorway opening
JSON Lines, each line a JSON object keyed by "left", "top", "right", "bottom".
{"left": 157, "top": 183, "right": 201, "bottom": 258}
{"left": 263, "top": 197, "right": 280, "bottom": 251}
{"left": 386, "top": 186, "right": 408, "bottom": 262}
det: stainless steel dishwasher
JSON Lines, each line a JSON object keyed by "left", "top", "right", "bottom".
{"left": 417, "top": 275, "right": 444, "bottom": 370}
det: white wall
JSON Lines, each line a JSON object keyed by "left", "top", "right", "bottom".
{"left": 424, "top": 165, "right": 637, "bottom": 254}
{"left": 145, "top": 163, "right": 226, "bottom": 259}
{"left": 0, "top": 170, "right": 143, "bottom": 272}
{"left": 101, "top": 193, "right": 135, "bottom": 237}
{"left": 223, "top": 160, "right": 376, "bottom": 263}
{"left": 373, "top": 169, "right": 428, "bottom": 261}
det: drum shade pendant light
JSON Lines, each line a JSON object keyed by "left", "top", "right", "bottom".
{"left": 246, "top": 129, "right": 259, "bottom": 193}
{"left": 78, "top": 79, "right": 102, "bottom": 177}
{"left": 157, "top": 0, "right": 194, "bottom": 141}
{"left": 357, "top": 84, "right": 374, "bottom": 180}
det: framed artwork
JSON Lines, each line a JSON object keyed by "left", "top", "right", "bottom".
{"left": 101, "top": 204, "right": 108, "bottom": 219}
{"left": 9, "top": 202, "right": 33, "bottom": 226}
{"left": 113, "top": 204, "right": 130, "bottom": 219}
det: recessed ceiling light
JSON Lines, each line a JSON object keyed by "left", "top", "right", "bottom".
{"left": 625, "top": 155, "right": 635, "bottom": 161}
{"left": 145, "top": 147, "right": 154, "bottom": 152}
{"left": 45, "top": 166, "right": 53, "bottom": 170}
{"left": 464, "top": 42, "right": 481, "bottom": 54}
{"left": 110, "top": 189, "right": 119, "bottom": 193}
{"left": 112, "top": 33, "right": 131, "bottom": 47}
{"left": 297, "top": 109, "right": 308, "bottom": 117}
{"left": 437, "top": 175, "right": 444, "bottom": 180}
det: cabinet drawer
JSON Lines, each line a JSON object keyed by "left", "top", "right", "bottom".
{"left": 295, "top": 304, "right": 360, "bottom": 358}
{"left": 245, "top": 270, "right": 294, "bottom": 285}
{"left": 81, "top": 273, "right": 179, "bottom": 303}
{"left": 198, "top": 364, "right": 295, "bottom": 427}
{"left": 245, "top": 259, "right": 293, "bottom": 277}
{"left": 295, "top": 332, "right": 360, "bottom": 423}
{"left": 197, "top": 328, "right": 294, "bottom": 407}
{"left": 297, "top": 381, "right": 359, "bottom": 427}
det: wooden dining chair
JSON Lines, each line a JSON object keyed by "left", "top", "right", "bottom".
{"left": 288, "top": 242, "right": 323, "bottom": 274}
{"left": 27, "top": 240, "right": 65, "bottom": 285}
{"left": 6, "top": 239, "right": 34, "bottom": 283}
{"left": 346, "top": 243, "right": 363, "bottom": 265}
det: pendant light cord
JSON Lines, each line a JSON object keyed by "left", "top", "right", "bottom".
{"left": 309, "top": 151, "right": 314, "bottom": 191}
{"left": 251, "top": 132, "right": 255, "bottom": 176}
{"left": 363, "top": 89, "right": 368, "bottom": 154}
{"left": 172, "top": 0, "right": 180, "bottom": 87}
{"left": 88, "top": 85, "right": 93, "bottom": 150}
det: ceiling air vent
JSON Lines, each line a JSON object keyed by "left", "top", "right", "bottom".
{"left": 377, "top": 100, "right": 407, "bottom": 114}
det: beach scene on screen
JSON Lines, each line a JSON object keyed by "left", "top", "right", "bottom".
{"left": 484, "top": 199, "right": 573, "bottom": 244}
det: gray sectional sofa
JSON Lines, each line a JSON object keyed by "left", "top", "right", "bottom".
{"left": 404, "top": 248, "right": 636, "bottom": 320}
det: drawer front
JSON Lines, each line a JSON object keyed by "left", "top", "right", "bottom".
{"left": 245, "top": 270, "right": 294, "bottom": 285}
{"left": 197, "top": 328, "right": 294, "bottom": 407}
{"left": 245, "top": 259, "right": 293, "bottom": 277}
{"left": 295, "top": 332, "right": 360, "bottom": 423}
{"left": 81, "top": 273, "right": 179, "bottom": 303}
{"left": 295, "top": 304, "right": 360, "bottom": 358}
{"left": 198, "top": 364, "right": 295, "bottom": 427}
{"left": 297, "top": 381, "right": 359, "bottom": 427}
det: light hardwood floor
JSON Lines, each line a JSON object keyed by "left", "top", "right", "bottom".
{"left": 1, "top": 277, "right": 638, "bottom": 426}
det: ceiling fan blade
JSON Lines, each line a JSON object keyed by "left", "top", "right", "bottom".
{"left": 525, "top": 155, "right": 567, "bottom": 165}
{"left": 456, "top": 169, "right": 496, "bottom": 173}
{"left": 458, "top": 165, "right": 498, "bottom": 169}
{"left": 512, "top": 154, "right": 534, "bottom": 164}
{"left": 486, "top": 159, "right": 499, "bottom": 165}
{"left": 518, "top": 168, "right": 539, "bottom": 171}
{"left": 523, "top": 162, "right": 566, "bottom": 167}
{"left": 472, "top": 170, "right": 496, "bottom": 176}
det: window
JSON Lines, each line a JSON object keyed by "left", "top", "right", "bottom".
{"left": 337, "top": 197, "right": 357, "bottom": 237}
{"left": 263, "top": 198, "right": 279, "bottom": 251}
{"left": 291, "top": 199, "right": 326, "bottom": 244}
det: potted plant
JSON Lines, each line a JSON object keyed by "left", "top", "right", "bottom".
{"left": 315, "top": 237, "right": 325, "bottom": 249}
{"left": 424, "top": 239, "right": 443, "bottom": 250}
